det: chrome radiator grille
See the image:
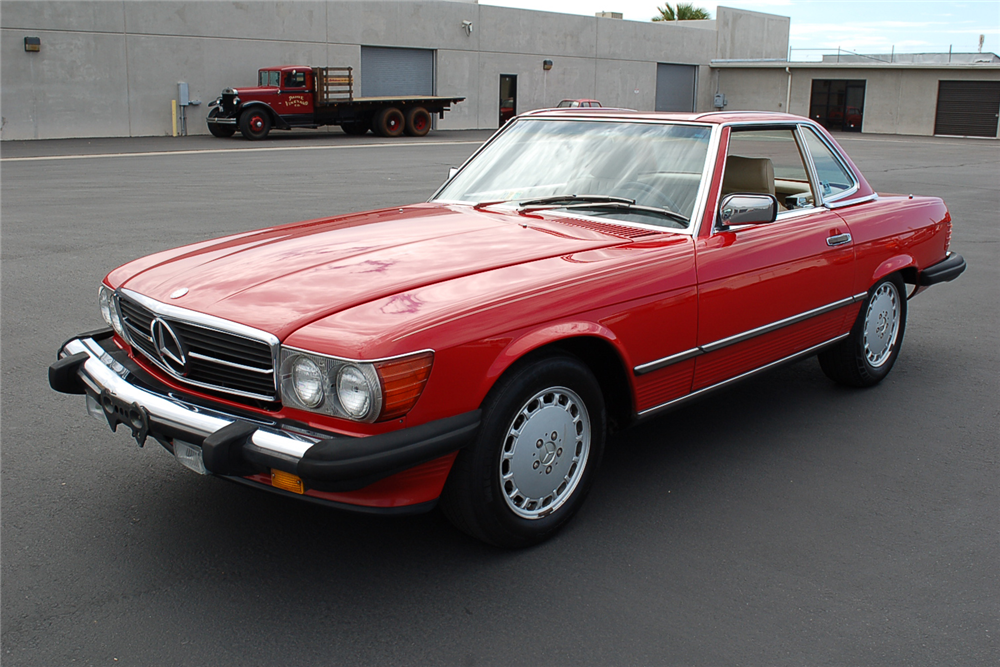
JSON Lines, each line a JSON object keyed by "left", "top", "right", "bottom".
{"left": 117, "top": 291, "right": 278, "bottom": 401}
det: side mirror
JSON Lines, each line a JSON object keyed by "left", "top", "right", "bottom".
{"left": 718, "top": 193, "right": 778, "bottom": 227}
{"left": 448, "top": 167, "right": 459, "bottom": 181}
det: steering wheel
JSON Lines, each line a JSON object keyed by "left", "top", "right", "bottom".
{"left": 617, "top": 181, "right": 682, "bottom": 215}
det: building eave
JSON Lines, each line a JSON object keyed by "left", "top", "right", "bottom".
{"left": 711, "top": 60, "right": 1000, "bottom": 71}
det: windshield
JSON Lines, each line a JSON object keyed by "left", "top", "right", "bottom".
{"left": 258, "top": 70, "right": 280, "bottom": 87}
{"left": 434, "top": 119, "right": 712, "bottom": 229}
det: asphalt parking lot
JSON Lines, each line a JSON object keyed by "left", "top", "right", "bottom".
{"left": 2, "top": 128, "right": 997, "bottom": 666}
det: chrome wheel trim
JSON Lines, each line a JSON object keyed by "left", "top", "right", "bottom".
{"left": 499, "top": 386, "right": 591, "bottom": 520}
{"left": 864, "top": 282, "right": 901, "bottom": 368}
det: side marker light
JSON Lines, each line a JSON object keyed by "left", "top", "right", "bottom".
{"left": 271, "top": 469, "right": 304, "bottom": 494}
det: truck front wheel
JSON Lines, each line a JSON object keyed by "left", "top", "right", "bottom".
{"left": 373, "top": 107, "right": 404, "bottom": 137}
{"left": 239, "top": 109, "right": 271, "bottom": 140}
{"left": 404, "top": 107, "right": 431, "bottom": 137}
{"left": 207, "top": 109, "right": 237, "bottom": 138}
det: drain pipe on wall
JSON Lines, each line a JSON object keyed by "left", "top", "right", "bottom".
{"left": 785, "top": 66, "right": 792, "bottom": 114}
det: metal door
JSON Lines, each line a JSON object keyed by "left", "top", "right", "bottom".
{"left": 655, "top": 64, "right": 697, "bottom": 112}
{"left": 360, "top": 47, "right": 434, "bottom": 97}
{"left": 934, "top": 80, "right": 1000, "bottom": 137}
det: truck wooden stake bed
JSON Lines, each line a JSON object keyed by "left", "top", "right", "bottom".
{"left": 207, "top": 66, "right": 465, "bottom": 140}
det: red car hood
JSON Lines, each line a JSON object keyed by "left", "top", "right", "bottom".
{"left": 112, "top": 204, "right": 630, "bottom": 340}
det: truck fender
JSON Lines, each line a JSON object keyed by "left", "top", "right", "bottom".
{"left": 237, "top": 101, "right": 289, "bottom": 130}
{"left": 478, "top": 321, "right": 629, "bottom": 399}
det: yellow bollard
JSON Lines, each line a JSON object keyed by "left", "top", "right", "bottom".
{"left": 172, "top": 100, "right": 177, "bottom": 137}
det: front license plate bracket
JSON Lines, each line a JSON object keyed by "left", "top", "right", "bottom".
{"left": 98, "top": 389, "right": 150, "bottom": 447}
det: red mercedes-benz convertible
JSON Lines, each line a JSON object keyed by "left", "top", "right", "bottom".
{"left": 50, "top": 110, "right": 965, "bottom": 547}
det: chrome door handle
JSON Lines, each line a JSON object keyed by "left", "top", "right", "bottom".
{"left": 827, "top": 233, "right": 852, "bottom": 246}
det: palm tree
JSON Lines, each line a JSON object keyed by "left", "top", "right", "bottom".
{"left": 652, "top": 3, "right": 712, "bottom": 21}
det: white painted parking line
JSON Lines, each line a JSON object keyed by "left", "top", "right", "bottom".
{"left": 0, "top": 140, "right": 485, "bottom": 163}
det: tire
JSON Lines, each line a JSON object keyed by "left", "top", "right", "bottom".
{"left": 341, "top": 120, "right": 369, "bottom": 136}
{"left": 207, "top": 109, "right": 237, "bottom": 138}
{"left": 373, "top": 107, "right": 404, "bottom": 137}
{"left": 404, "top": 106, "right": 431, "bottom": 137}
{"left": 819, "top": 274, "right": 907, "bottom": 387}
{"left": 441, "top": 354, "right": 606, "bottom": 548}
{"left": 238, "top": 108, "right": 271, "bottom": 140}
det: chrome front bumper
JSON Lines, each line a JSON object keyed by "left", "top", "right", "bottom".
{"left": 50, "top": 333, "right": 480, "bottom": 490}
{"left": 58, "top": 336, "right": 318, "bottom": 458}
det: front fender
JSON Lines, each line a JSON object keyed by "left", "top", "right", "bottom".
{"left": 480, "top": 322, "right": 627, "bottom": 397}
{"left": 236, "top": 102, "right": 290, "bottom": 130}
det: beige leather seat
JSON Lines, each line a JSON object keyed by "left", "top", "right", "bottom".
{"left": 721, "top": 155, "right": 776, "bottom": 197}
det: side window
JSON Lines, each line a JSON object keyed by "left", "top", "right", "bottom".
{"left": 723, "top": 128, "right": 815, "bottom": 212}
{"left": 284, "top": 71, "right": 306, "bottom": 88}
{"left": 802, "top": 128, "right": 857, "bottom": 200}
{"left": 259, "top": 71, "right": 267, "bottom": 86}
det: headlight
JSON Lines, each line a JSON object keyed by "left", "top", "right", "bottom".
{"left": 99, "top": 285, "right": 124, "bottom": 337}
{"left": 291, "top": 356, "right": 324, "bottom": 408}
{"left": 279, "top": 348, "right": 432, "bottom": 422}
{"left": 280, "top": 349, "right": 381, "bottom": 421}
{"left": 99, "top": 288, "right": 113, "bottom": 326}
{"left": 337, "top": 365, "right": 372, "bottom": 419}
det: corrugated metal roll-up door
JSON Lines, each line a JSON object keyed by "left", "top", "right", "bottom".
{"left": 934, "top": 80, "right": 1000, "bottom": 137}
{"left": 655, "top": 63, "right": 697, "bottom": 112}
{"left": 360, "top": 47, "right": 434, "bottom": 97}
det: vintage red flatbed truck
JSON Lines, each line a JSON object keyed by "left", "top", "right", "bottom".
{"left": 206, "top": 65, "right": 465, "bottom": 140}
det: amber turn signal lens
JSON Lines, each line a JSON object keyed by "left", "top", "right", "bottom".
{"left": 271, "top": 469, "right": 304, "bottom": 494}
{"left": 375, "top": 352, "right": 434, "bottom": 421}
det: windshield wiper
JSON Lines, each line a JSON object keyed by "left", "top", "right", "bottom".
{"left": 473, "top": 199, "right": 515, "bottom": 209}
{"left": 516, "top": 194, "right": 635, "bottom": 208}
{"left": 519, "top": 200, "right": 690, "bottom": 225}
{"left": 473, "top": 194, "right": 634, "bottom": 211}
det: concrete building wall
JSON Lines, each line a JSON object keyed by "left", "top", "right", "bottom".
{"left": 1, "top": 1, "right": 789, "bottom": 141}
{"left": 716, "top": 64, "right": 1000, "bottom": 137}
{"left": 715, "top": 8, "right": 790, "bottom": 61}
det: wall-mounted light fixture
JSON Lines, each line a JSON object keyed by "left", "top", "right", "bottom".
{"left": 462, "top": 20, "right": 473, "bottom": 35}
{"left": 24, "top": 36, "right": 40, "bottom": 53}
{"left": 542, "top": 59, "right": 553, "bottom": 71}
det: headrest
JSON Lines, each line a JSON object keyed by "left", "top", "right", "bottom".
{"left": 722, "top": 155, "right": 775, "bottom": 196}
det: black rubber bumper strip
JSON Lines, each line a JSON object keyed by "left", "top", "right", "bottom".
{"left": 919, "top": 253, "right": 966, "bottom": 286}
{"left": 49, "top": 352, "right": 91, "bottom": 395}
{"left": 297, "top": 409, "right": 481, "bottom": 483}
{"left": 202, "top": 421, "right": 259, "bottom": 475}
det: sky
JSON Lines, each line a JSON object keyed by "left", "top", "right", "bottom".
{"left": 482, "top": 0, "right": 1000, "bottom": 60}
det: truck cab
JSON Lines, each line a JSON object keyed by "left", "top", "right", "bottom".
{"left": 256, "top": 67, "right": 316, "bottom": 117}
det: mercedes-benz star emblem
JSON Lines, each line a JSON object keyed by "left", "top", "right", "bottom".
{"left": 170, "top": 287, "right": 189, "bottom": 299}
{"left": 150, "top": 317, "right": 188, "bottom": 376}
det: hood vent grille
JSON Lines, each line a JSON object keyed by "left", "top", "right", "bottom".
{"left": 557, "top": 217, "right": 665, "bottom": 239}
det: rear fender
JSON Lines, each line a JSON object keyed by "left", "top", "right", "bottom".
{"left": 871, "top": 254, "right": 915, "bottom": 286}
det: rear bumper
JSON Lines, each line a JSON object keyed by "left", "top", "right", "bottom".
{"left": 919, "top": 252, "right": 966, "bottom": 286}
{"left": 50, "top": 332, "right": 479, "bottom": 496}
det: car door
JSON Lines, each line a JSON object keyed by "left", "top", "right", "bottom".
{"left": 692, "top": 124, "right": 859, "bottom": 391}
